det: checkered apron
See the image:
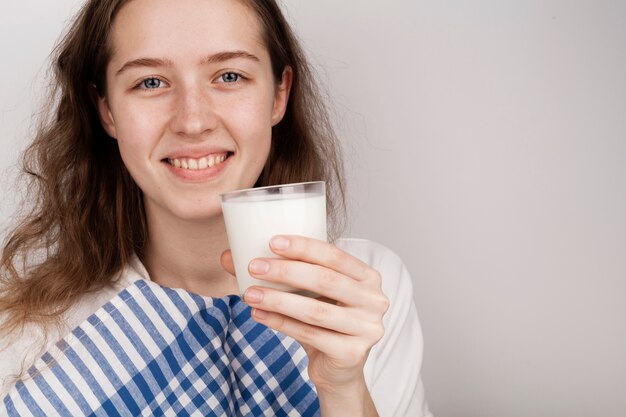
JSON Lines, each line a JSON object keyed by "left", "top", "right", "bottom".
{"left": 1, "top": 280, "right": 320, "bottom": 416}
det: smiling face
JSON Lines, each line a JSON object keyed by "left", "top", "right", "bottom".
{"left": 97, "top": 0, "right": 291, "bottom": 224}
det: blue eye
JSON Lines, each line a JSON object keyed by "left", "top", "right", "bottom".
{"left": 141, "top": 78, "right": 162, "bottom": 89}
{"left": 220, "top": 72, "right": 241, "bottom": 83}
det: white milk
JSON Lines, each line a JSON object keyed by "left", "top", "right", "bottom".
{"left": 221, "top": 191, "right": 327, "bottom": 294}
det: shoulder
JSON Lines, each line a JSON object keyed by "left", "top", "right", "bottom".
{"left": 335, "top": 238, "right": 406, "bottom": 273}
{"left": 335, "top": 238, "right": 413, "bottom": 299}
{"left": 335, "top": 237, "right": 402, "bottom": 264}
{"left": 0, "top": 261, "right": 143, "bottom": 397}
{"left": 0, "top": 319, "right": 45, "bottom": 398}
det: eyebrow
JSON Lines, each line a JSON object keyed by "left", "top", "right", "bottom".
{"left": 115, "top": 50, "right": 261, "bottom": 76}
{"left": 201, "top": 51, "right": 260, "bottom": 65}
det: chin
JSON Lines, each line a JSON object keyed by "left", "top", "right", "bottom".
{"left": 165, "top": 197, "right": 225, "bottom": 224}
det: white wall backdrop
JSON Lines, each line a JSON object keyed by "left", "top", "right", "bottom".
{"left": 1, "top": 1, "right": 625, "bottom": 416}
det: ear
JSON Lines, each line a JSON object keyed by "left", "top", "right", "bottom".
{"left": 271, "top": 66, "right": 293, "bottom": 126}
{"left": 90, "top": 85, "right": 118, "bottom": 139}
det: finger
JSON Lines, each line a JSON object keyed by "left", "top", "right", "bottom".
{"left": 269, "top": 236, "right": 380, "bottom": 284}
{"left": 220, "top": 249, "right": 236, "bottom": 276}
{"left": 248, "top": 258, "right": 379, "bottom": 307}
{"left": 243, "top": 286, "right": 380, "bottom": 336}
{"left": 250, "top": 308, "right": 377, "bottom": 369}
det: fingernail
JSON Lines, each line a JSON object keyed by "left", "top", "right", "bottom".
{"left": 245, "top": 288, "right": 263, "bottom": 304}
{"left": 253, "top": 308, "right": 269, "bottom": 319}
{"left": 249, "top": 259, "right": 270, "bottom": 274}
{"left": 271, "top": 236, "right": 290, "bottom": 251}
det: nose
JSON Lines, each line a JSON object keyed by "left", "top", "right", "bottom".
{"left": 170, "top": 85, "right": 219, "bottom": 138}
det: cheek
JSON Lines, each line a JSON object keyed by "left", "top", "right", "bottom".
{"left": 228, "top": 91, "right": 276, "bottom": 143}
{"left": 114, "top": 106, "right": 162, "bottom": 154}
{"left": 224, "top": 97, "right": 273, "bottom": 181}
{"left": 113, "top": 115, "right": 164, "bottom": 187}
{"left": 235, "top": 111, "right": 272, "bottom": 166}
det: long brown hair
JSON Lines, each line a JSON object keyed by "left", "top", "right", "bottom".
{"left": 0, "top": 0, "right": 345, "bottom": 334}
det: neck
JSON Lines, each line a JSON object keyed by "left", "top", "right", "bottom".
{"left": 141, "top": 206, "right": 238, "bottom": 298}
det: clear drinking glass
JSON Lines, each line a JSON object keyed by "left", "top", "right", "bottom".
{"left": 221, "top": 181, "right": 327, "bottom": 295}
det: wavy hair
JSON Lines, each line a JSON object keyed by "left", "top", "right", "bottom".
{"left": 0, "top": 0, "right": 345, "bottom": 334}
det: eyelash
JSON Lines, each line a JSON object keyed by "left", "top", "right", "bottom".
{"left": 134, "top": 77, "right": 166, "bottom": 90}
{"left": 218, "top": 71, "right": 246, "bottom": 84}
{"left": 132, "top": 71, "right": 246, "bottom": 91}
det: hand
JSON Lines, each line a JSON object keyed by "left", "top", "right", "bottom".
{"left": 221, "top": 236, "right": 388, "bottom": 415}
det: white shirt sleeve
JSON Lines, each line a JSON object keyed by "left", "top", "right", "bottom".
{"left": 337, "top": 238, "right": 433, "bottom": 417}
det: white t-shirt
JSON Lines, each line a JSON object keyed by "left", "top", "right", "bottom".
{"left": 0, "top": 238, "right": 432, "bottom": 417}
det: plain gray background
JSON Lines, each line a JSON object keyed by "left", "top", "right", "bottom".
{"left": 1, "top": 1, "right": 625, "bottom": 416}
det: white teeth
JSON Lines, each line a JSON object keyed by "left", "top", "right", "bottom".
{"left": 168, "top": 153, "right": 228, "bottom": 170}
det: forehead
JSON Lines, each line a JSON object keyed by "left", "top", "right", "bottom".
{"left": 109, "top": 0, "right": 266, "bottom": 63}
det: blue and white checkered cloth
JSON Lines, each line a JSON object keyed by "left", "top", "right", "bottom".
{"left": 1, "top": 280, "right": 320, "bottom": 416}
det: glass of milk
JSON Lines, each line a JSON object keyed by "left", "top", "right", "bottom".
{"left": 221, "top": 181, "right": 327, "bottom": 295}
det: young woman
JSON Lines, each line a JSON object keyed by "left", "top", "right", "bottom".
{"left": 0, "top": 0, "right": 431, "bottom": 416}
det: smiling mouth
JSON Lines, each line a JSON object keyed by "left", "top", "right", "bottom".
{"left": 164, "top": 152, "right": 232, "bottom": 170}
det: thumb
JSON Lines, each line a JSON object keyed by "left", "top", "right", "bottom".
{"left": 220, "top": 249, "right": 236, "bottom": 276}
